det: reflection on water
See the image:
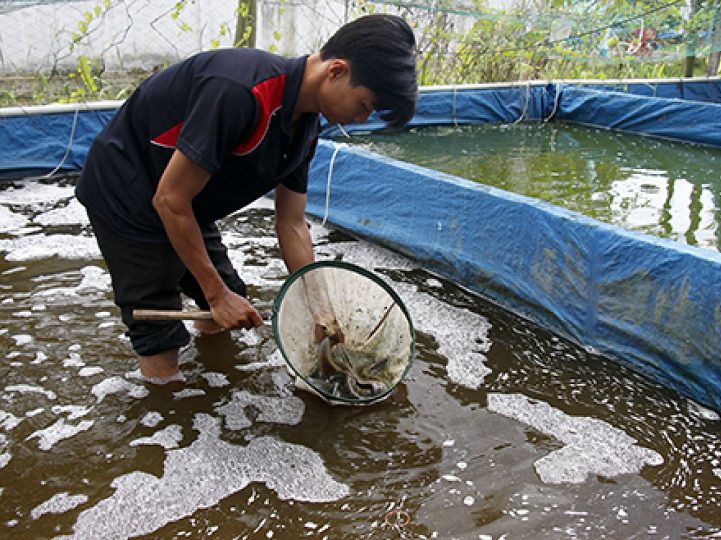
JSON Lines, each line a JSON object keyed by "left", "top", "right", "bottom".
{"left": 0, "top": 177, "right": 720, "bottom": 538}
{"left": 345, "top": 124, "right": 721, "bottom": 251}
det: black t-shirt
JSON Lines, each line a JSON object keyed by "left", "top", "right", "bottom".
{"left": 76, "top": 49, "right": 319, "bottom": 243}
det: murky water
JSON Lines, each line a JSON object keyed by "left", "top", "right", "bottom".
{"left": 343, "top": 124, "right": 721, "bottom": 251}
{"left": 1, "top": 176, "right": 720, "bottom": 538}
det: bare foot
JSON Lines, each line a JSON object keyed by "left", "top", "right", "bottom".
{"left": 139, "top": 348, "right": 180, "bottom": 382}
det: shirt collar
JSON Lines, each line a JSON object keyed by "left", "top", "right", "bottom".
{"left": 281, "top": 55, "right": 313, "bottom": 135}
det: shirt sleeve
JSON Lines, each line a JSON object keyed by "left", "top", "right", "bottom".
{"left": 175, "top": 76, "right": 256, "bottom": 174}
{"left": 280, "top": 136, "right": 318, "bottom": 194}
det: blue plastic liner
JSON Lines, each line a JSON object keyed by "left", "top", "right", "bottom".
{"left": 322, "top": 82, "right": 721, "bottom": 149}
{"left": 556, "top": 86, "right": 721, "bottom": 147}
{"left": 0, "top": 106, "right": 117, "bottom": 178}
{"left": 588, "top": 79, "right": 721, "bottom": 103}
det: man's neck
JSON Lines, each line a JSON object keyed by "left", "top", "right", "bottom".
{"left": 293, "top": 53, "right": 324, "bottom": 121}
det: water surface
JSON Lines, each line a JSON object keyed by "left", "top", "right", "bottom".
{"left": 344, "top": 124, "right": 721, "bottom": 251}
{"left": 0, "top": 176, "right": 719, "bottom": 538}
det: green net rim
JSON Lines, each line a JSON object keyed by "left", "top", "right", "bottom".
{"left": 271, "top": 260, "right": 416, "bottom": 405}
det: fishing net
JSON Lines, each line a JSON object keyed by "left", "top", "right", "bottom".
{"left": 272, "top": 261, "right": 414, "bottom": 405}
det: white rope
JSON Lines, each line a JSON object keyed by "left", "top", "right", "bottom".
{"left": 514, "top": 81, "right": 531, "bottom": 124}
{"left": 336, "top": 123, "right": 352, "bottom": 139}
{"left": 42, "top": 103, "right": 81, "bottom": 178}
{"left": 322, "top": 141, "right": 348, "bottom": 226}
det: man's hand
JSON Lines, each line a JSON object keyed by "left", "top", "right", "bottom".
{"left": 208, "top": 287, "right": 263, "bottom": 330}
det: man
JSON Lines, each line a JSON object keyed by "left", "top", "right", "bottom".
{"left": 75, "top": 14, "right": 418, "bottom": 381}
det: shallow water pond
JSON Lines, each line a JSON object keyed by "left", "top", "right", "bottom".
{"left": 0, "top": 177, "right": 720, "bottom": 538}
{"left": 343, "top": 123, "right": 721, "bottom": 251}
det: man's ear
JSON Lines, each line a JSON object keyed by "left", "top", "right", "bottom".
{"left": 327, "top": 59, "right": 350, "bottom": 80}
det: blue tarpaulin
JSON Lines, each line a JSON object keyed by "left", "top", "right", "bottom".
{"left": 0, "top": 103, "right": 119, "bottom": 178}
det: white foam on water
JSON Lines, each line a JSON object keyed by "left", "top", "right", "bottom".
{"left": 63, "top": 353, "right": 85, "bottom": 368}
{"left": 31, "top": 351, "right": 48, "bottom": 365}
{"left": 1, "top": 411, "right": 22, "bottom": 431}
{"left": 173, "top": 389, "right": 206, "bottom": 400}
{"left": 236, "top": 349, "right": 287, "bottom": 372}
{"left": 687, "top": 400, "right": 720, "bottom": 421}
{"left": 130, "top": 425, "right": 183, "bottom": 450}
{"left": 5, "top": 384, "right": 56, "bottom": 400}
{"left": 0, "top": 181, "right": 75, "bottom": 206}
{"left": 0, "top": 452, "right": 11, "bottom": 469}
{"left": 33, "top": 198, "right": 89, "bottom": 226}
{"left": 487, "top": 393, "right": 664, "bottom": 484}
{"left": 12, "top": 310, "right": 33, "bottom": 318}
{"left": 31, "top": 492, "right": 89, "bottom": 520}
{"left": 125, "top": 369, "right": 187, "bottom": 385}
{"left": 91, "top": 377, "right": 149, "bottom": 403}
{"left": 78, "top": 367, "right": 104, "bottom": 377}
{"left": 64, "top": 413, "right": 349, "bottom": 539}
{"left": 318, "top": 241, "right": 493, "bottom": 389}
{"left": 140, "top": 412, "right": 163, "bottom": 428}
{"left": 1, "top": 265, "right": 26, "bottom": 275}
{"left": 32, "top": 266, "right": 111, "bottom": 300}
{"left": 26, "top": 408, "right": 45, "bottom": 417}
{"left": 216, "top": 390, "right": 305, "bottom": 431}
{"left": 245, "top": 195, "right": 275, "bottom": 212}
{"left": 0, "top": 205, "right": 29, "bottom": 232}
{"left": 201, "top": 372, "right": 229, "bottom": 388}
{"left": 9, "top": 226, "right": 43, "bottom": 236}
{"left": 11, "top": 334, "right": 32, "bottom": 346}
{"left": 236, "top": 327, "right": 263, "bottom": 346}
{"left": 394, "top": 280, "right": 492, "bottom": 389}
{"left": 95, "top": 311, "right": 111, "bottom": 318}
{"left": 223, "top": 232, "right": 278, "bottom": 250}
{"left": 318, "top": 240, "right": 415, "bottom": 272}
{"left": 51, "top": 405, "right": 92, "bottom": 421}
{"left": 27, "top": 418, "right": 94, "bottom": 451}
{"left": 0, "top": 233, "right": 100, "bottom": 261}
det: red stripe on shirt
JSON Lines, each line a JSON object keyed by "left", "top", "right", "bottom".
{"left": 150, "top": 121, "right": 183, "bottom": 148}
{"left": 232, "top": 74, "right": 286, "bottom": 156}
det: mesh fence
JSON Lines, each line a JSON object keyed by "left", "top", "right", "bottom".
{"left": 1, "top": 0, "right": 720, "bottom": 106}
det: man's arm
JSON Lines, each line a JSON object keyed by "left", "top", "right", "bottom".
{"left": 274, "top": 184, "right": 314, "bottom": 273}
{"left": 153, "top": 149, "right": 262, "bottom": 329}
{"left": 275, "top": 184, "right": 343, "bottom": 341}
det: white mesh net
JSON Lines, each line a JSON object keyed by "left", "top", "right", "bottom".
{"left": 273, "top": 261, "right": 414, "bottom": 405}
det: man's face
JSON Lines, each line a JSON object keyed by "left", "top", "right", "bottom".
{"left": 318, "top": 60, "right": 376, "bottom": 126}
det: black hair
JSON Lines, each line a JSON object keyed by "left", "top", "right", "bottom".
{"left": 320, "top": 14, "right": 418, "bottom": 129}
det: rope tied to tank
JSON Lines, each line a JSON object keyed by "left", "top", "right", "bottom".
{"left": 514, "top": 80, "right": 531, "bottom": 124}
{"left": 544, "top": 82, "right": 563, "bottom": 122}
{"left": 322, "top": 140, "right": 349, "bottom": 226}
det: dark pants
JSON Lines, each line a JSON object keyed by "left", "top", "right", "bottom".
{"left": 87, "top": 211, "right": 246, "bottom": 356}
